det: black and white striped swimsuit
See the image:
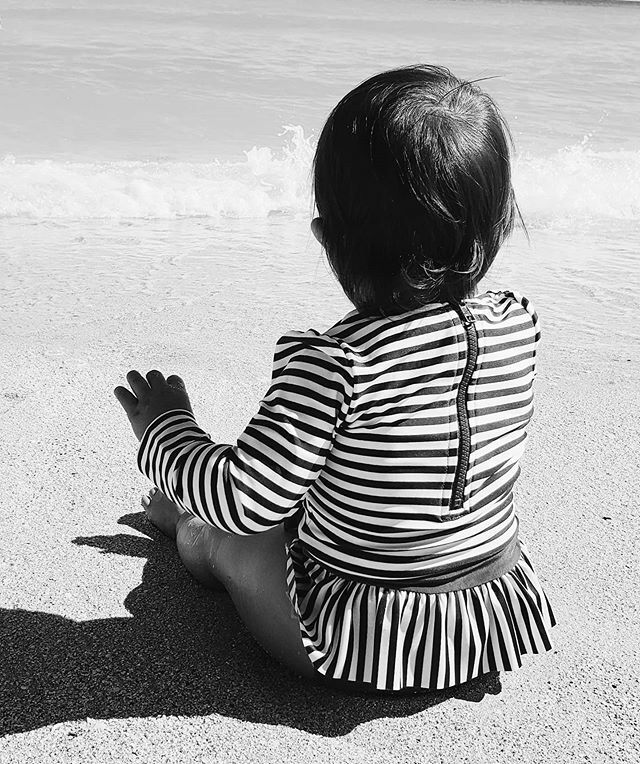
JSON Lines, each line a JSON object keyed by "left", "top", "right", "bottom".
{"left": 138, "top": 290, "right": 556, "bottom": 691}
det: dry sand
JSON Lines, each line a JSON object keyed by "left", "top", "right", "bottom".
{"left": 1, "top": 227, "right": 639, "bottom": 763}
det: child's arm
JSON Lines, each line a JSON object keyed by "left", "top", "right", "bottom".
{"left": 116, "top": 336, "right": 352, "bottom": 535}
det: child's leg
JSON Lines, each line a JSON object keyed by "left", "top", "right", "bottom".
{"left": 211, "top": 523, "right": 317, "bottom": 680}
{"left": 174, "top": 512, "right": 228, "bottom": 591}
{"left": 143, "top": 489, "right": 316, "bottom": 680}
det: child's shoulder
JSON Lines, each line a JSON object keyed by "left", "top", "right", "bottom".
{"left": 469, "top": 289, "right": 540, "bottom": 327}
{"left": 271, "top": 327, "right": 352, "bottom": 381}
{"left": 272, "top": 308, "right": 385, "bottom": 376}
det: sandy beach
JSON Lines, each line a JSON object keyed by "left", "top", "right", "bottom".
{"left": 2, "top": 0, "right": 639, "bottom": 758}
{"left": 0, "top": 217, "right": 638, "bottom": 763}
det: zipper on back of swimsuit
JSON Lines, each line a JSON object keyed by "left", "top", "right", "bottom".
{"left": 450, "top": 302, "right": 479, "bottom": 513}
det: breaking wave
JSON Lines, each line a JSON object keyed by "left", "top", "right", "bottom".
{"left": 1, "top": 127, "right": 638, "bottom": 224}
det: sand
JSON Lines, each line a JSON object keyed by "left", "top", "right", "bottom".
{"left": 1, "top": 224, "right": 639, "bottom": 763}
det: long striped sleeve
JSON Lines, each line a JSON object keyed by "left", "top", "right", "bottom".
{"left": 136, "top": 332, "right": 353, "bottom": 535}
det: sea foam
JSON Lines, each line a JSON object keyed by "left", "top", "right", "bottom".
{"left": 1, "top": 126, "right": 638, "bottom": 224}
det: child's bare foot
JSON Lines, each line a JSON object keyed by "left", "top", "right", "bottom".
{"left": 141, "top": 487, "right": 184, "bottom": 539}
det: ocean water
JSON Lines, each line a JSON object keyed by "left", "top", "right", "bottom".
{"left": 1, "top": 0, "right": 639, "bottom": 352}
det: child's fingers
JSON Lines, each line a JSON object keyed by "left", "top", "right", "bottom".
{"left": 126, "top": 370, "right": 150, "bottom": 400}
{"left": 146, "top": 369, "right": 166, "bottom": 388}
{"left": 166, "top": 374, "right": 186, "bottom": 390}
{"left": 113, "top": 385, "right": 138, "bottom": 413}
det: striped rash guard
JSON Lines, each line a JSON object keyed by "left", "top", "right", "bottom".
{"left": 137, "top": 290, "right": 556, "bottom": 691}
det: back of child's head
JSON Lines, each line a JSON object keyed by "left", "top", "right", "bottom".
{"left": 313, "top": 64, "right": 519, "bottom": 315}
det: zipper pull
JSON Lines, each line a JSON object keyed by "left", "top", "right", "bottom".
{"left": 459, "top": 303, "right": 475, "bottom": 325}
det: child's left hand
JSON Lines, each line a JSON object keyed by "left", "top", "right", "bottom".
{"left": 114, "top": 370, "right": 194, "bottom": 441}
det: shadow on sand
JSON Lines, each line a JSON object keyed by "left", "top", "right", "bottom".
{"left": 1, "top": 512, "right": 501, "bottom": 737}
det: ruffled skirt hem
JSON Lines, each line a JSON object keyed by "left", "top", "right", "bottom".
{"left": 285, "top": 539, "right": 556, "bottom": 691}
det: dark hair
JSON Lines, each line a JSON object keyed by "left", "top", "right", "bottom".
{"left": 313, "top": 64, "right": 521, "bottom": 315}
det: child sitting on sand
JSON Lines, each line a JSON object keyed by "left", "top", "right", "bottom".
{"left": 114, "top": 65, "right": 556, "bottom": 692}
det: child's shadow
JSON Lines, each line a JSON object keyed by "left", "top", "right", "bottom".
{"left": 1, "top": 513, "right": 501, "bottom": 738}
